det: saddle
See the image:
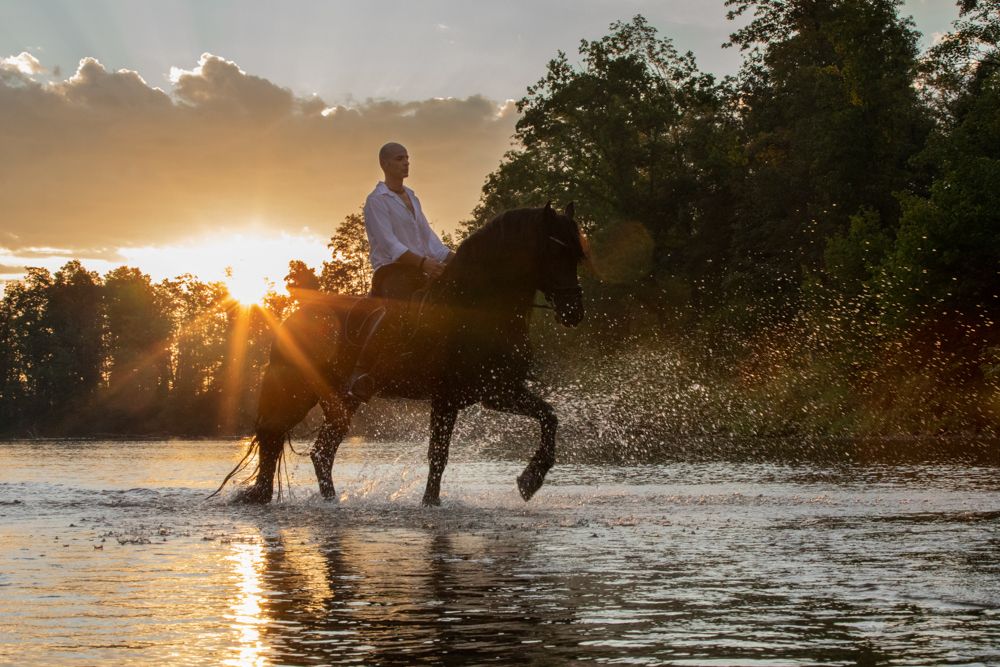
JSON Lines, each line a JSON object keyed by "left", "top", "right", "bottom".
{"left": 342, "top": 287, "right": 433, "bottom": 353}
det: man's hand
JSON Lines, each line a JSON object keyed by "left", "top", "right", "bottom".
{"left": 400, "top": 250, "right": 447, "bottom": 278}
{"left": 422, "top": 257, "right": 446, "bottom": 279}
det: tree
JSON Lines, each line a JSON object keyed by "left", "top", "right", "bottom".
{"left": 919, "top": 0, "right": 1000, "bottom": 123}
{"left": 879, "top": 52, "right": 1000, "bottom": 337}
{"left": 159, "top": 274, "right": 230, "bottom": 432}
{"left": 44, "top": 262, "right": 104, "bottom": 424}
{"left": 0, "top": 269, "right": 52, "bottom": 431}
{"left": 285, "top": 260, "right": 320, "bottom": 292}
{"left": 725, "top": 0, "right": 931, "bottom": 320}
{"left": 321, "top": 211, "right": 371, "bottom": 295}
{"left": 102, "top": 266, "right": 173, "bottom": 427}
{"left": 0, "top": 289, "right": 16, "bottom": 428}
{"left": 0, "top": 263, "right": 104, "bottom": 432}
{"left": 468, "top": 16, "right": 739, "bottom": 329}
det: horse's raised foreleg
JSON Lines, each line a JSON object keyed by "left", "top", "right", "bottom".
{"left": 484, "top": 388, "right": 557, "bottom": 501}
{"left": 422, "top": 401, "right": 458, "bottom": 506}
{"left": 310, "top": 396, "right": 355, "bottom": 500}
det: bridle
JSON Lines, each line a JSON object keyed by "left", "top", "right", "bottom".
{"left": 534, "top": 234, "right": 584, "bottom": 310}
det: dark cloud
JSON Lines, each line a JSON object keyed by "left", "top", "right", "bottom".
{"left": 0, "top": 52, "right": 518, "bottom": 254}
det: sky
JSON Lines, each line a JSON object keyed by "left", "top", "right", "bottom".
{"left": 0, "top": 0, "right": 962, "bottom": 292}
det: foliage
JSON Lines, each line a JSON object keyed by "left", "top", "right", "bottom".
{"left": 879, "top": 59, "right": 1000, "bottom": 340}
{"left": 321, "top": 211, "right": 371, "bottom": 295}
{"left": 3, "top": 4, "right": 997, "bottom": 438}
{"left": 464, "top": 15, "right": 740, "bottom": 338}
{"left": 464, "top": 5, "right": 996, "bottom": 435}
{"left": 918, "top": 0, "right": 1000, "bottom": 123}
{"left": 726, "top": 0, "right": 930, "bottom": 320}
{"left": 0, "top": 262, "right": 286, "bottom": 436}
{"left": 102, "top": 267, "right": 173, "bottom": 426}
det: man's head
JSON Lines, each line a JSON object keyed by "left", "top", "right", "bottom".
{"left": 379, "top": 142, "right": 409, "bottom": 182}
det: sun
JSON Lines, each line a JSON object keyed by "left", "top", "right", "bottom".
{"left": 224, "top": 267, "right": 271, "bottom": 306}
{"left": 119, "top": 229, "right": 330, "bottom": 306}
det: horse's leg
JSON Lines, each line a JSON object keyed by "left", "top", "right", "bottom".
{"left": 422, "top": 401, "right": 458, "bottom": 507}
{"left": 234, "top": 428, "right": 284, "bottom": 504}
{"left": 234, "top": 363, "right": 317, "bottom": 504}
{"left": 310, "top": 396, "right": 355, "bottom": 500}
{"left": 484, "top": 388, "right": 557, "bottom": 501}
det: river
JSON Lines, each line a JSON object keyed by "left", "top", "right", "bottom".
{"left": 1, "top": 439, "right": 998, "bottom": 665}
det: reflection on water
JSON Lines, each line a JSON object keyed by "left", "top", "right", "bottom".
{"left": 0, "top": 439, "right": 998, "bottom": 665}
{"left": 227, "top": 541, "right": 266, "bottom": 667}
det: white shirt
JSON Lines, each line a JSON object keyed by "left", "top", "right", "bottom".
{"left": 362, "top": 181, "right": 451, "bottom": 271}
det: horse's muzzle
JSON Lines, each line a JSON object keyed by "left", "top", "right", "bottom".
{"left": 549, "top": 285, "right": 584, "bottom": 327}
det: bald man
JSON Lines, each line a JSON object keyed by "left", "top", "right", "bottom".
{"left": 347, "top": 142, "right": 454, "bottom": 401}
{"left": 363, "top": 142, "right": 452, "bottom": 284}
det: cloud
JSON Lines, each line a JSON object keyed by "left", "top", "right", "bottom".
{"left": 170, "top": 53, "right": 293, "bottom": 118}
{"left": 1, "top": 52, "right": 45, "bottom": 75}
{"left": 0, "top": 52, "right": 519, "bottom": 256}
{"left": 52, "top": 57, "right": 170, "bottom": 109}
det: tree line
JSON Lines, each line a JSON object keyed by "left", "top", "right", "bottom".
{"left": 462, "top": 1, "right": 999, "bottom": 436}
{"left": 0, "top": 223, "right": 372, "bottom": 436}
{"left": 2, "top": 0, "right": 997, "bottom": 438}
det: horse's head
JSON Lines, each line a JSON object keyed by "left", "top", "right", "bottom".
{"left": 538, "top": 202, "right": 585, "bottom": 327}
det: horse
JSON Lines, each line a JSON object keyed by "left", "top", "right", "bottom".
{"left": 220, "top": 202, "right": 586, "bottom": 506}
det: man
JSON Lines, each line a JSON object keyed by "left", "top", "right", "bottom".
{"left": 347, "top": 142, "right": 453, "bottom": 401}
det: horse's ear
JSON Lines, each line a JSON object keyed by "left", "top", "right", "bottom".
{"left": 565, "top": 202, "right": 575, "bottom": 220}
{"left": 544, "top": 200, "right": 553, "bottom": 215}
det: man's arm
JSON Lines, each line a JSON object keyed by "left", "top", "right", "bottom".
{"left": 363, "top": 196, "right": 409, "bottom": 267}
{"left": 411, "top": 194, "right": 454, "bottom": 274}
{"left": 364, "top": 212, "right": 446, "bottom": 278}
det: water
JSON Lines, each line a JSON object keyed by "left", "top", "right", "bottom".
{"left": 1, "top": 439, "right": 998, "bottom": 666}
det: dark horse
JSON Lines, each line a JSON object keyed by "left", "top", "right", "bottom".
{"left": 222, "top": 203, "right": 585, "bottom": 506}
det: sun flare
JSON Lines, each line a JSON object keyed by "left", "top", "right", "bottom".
{"left": 114, "top": 230, "right": 331, "bottom": 305}
{"left": 224, "top": 268, "right": 271, "bottom": 306}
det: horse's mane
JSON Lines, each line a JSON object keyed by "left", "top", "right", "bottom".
{"left": 442, "top": 206, "right": 584, "bottom": 294}
{"left": 454, "top": 207, "right": 545, "bottom": 265}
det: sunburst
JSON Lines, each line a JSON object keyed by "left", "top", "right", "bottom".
{"left": 224, "top": 267, "right": 271, "bottom": 307}
{"left": 118, "top": 230, "right": 329, "bottom": 306}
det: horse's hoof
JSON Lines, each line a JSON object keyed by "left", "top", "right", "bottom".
{"left": 422, "top": 495, "right": 441, "bottom": 507}
{"left": 517, "top": 469, "right": 544, "bottom": 501}
{"left": 233, "top": 486, "right": 272, "bottom": 505}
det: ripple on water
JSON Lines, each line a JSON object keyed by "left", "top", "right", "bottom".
{"left": 1, "top": 439, "right": 999, "bottom": 665}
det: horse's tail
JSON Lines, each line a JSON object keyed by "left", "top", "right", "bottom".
{"left": 206, "top": 430, "right": 263, "bottom": 500}
{"left": 206, "top": 424, "right": 295, "bottom": 501}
